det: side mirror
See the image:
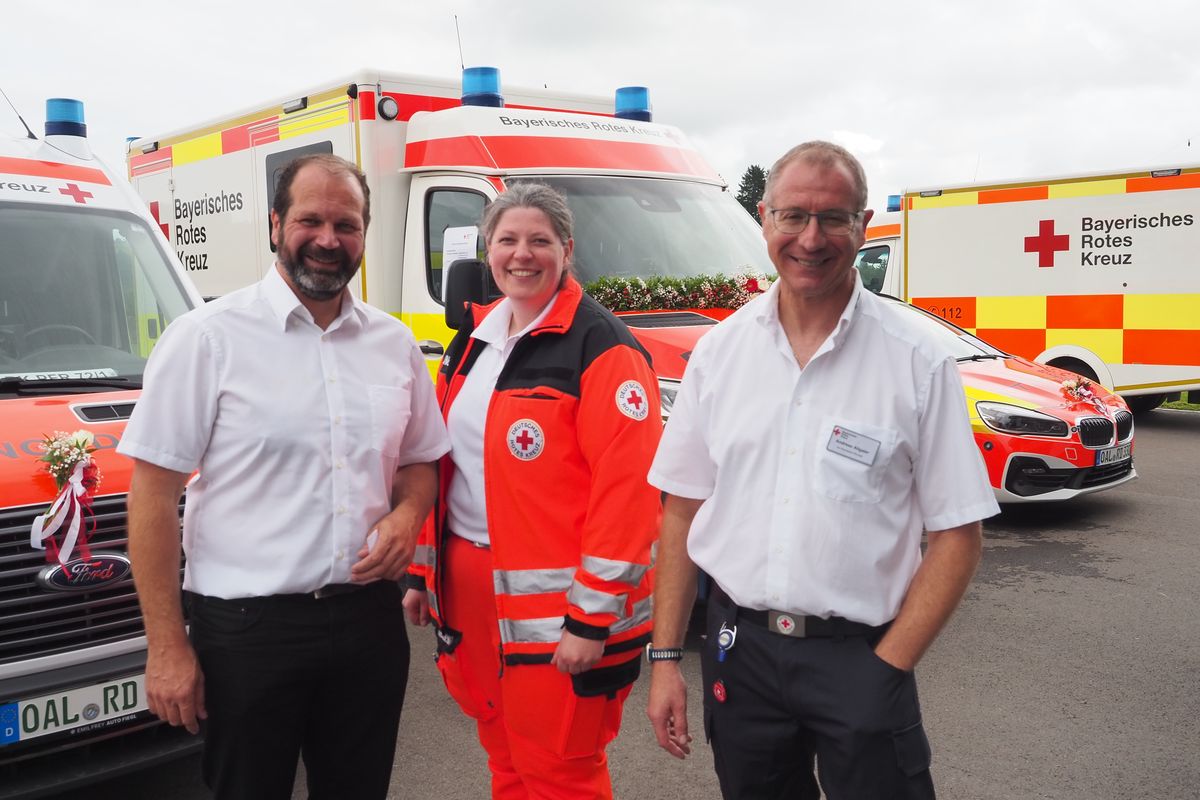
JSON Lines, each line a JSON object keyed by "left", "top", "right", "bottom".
{"left": 444, "top": 258, "right": 501, "bottom": 330}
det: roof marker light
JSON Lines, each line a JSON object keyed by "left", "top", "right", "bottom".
{"left": 462, "top": 67, "right": 503, "bottom": 108}
{"left": 282, "top": 97, "right": 308, "bottom": 114}
{"left": 45, "top": 98, "right": 86, "bottom": 138}
{"left": 615, "top": 86, "right": 651, "bottom": 122}
{"left": 887, "top": 195, "right": 902, "bottom": 212}
{"left": 1151, "top": 169, "right": 1182, "bottom": 178}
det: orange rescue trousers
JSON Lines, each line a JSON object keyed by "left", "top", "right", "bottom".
{"left": 437, "top": 533, "right": 631, "bottom": 800}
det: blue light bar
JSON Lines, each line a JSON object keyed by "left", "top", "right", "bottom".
{"left": 887, "top": 194, "right": 902, "bottom": 212}
{"left": 614, "top": 86, "right": 651, "bottom": 122}
{"left": 462, "top": 67, "right": 504, "bottom": 108}
{"left": 46, "top": 98, "right": 86, "bottom": 138}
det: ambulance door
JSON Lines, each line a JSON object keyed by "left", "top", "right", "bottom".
{"left": 855, "top": 236, "right": 901, "bottom": 298}
{"left": 402, "top": 174, "right": 497, "bottom": 376}
{"left": 130, "top": 168, "right": 176, "bottom": 265}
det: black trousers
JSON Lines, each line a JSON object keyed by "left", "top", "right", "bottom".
{"left": 188, "top": 581, "right": 410, "bottom": 800}
{"left": 701, "top": 594, "right": 935, "bottom": 800}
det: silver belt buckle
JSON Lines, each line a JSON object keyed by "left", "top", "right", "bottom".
{"left": 768, "top": 611, "right": 805, "bottom": 637}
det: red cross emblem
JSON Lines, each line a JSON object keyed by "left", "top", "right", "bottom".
{"left": 1024, "top": 219, "right": 1070, "bottom": 268}
{"left": 506, "top": 419, "right": 544, "bottom": 461}
{"left": 59, "top": 183, "right": 93, "bottom": 204}
{"left": 148, "top": 201, "right": 171, "bottom": 239}
{"left": 615, "top": 380, "right": 650, "bottom": 421}
{"left": 775, "top": 614, "right": 795, "bottom": 634}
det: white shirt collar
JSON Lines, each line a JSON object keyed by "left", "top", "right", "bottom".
{"left": 471, "top": 293, "right": 560, "bottom": 350}
{"left": 754, "top": 270, "right": 865, "bottom": 350}
{"left": 261, "top": 264, "right": 365, "bottom": 333}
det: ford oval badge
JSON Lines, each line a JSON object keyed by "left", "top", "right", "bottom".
{"left": 36, "top": 553, "right": 132, "bottom": 592}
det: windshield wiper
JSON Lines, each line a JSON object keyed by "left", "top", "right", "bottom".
{"left": 956, "top": 354, "right": 1006, "bottom": 362}
{"left": 0, "top": 376, "right": 141, "bottom": 395}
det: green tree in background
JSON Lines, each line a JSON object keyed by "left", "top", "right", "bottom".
{"left": 735, "top": 164, "right": 767, "bottom": 222}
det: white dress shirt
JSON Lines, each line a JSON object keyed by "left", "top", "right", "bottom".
{"left": 445, "top": 295, "right": 557, "bottom": 545}
{"left": 648, "top": 275, "right": 999, "bottom": 626}
{"left": 119, "top": 266, "right": 450, "bottom": 598}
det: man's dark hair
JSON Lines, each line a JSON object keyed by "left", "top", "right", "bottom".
{"left": 272, "top": 154, "right": 371, "bottom": 229}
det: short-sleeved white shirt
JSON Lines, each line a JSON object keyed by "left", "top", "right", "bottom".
{"left": 648, "top": 275, "right": 999, "bottom": 626}
{"left": 118, "top": 266, "right": 450, "bottom": 599}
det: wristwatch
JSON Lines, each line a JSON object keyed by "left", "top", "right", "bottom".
{"left": 645, "top": 643, "right": 684, "bottom": 663}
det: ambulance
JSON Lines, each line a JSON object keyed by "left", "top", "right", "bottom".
{"left": 856, "top": 165, "right": 1200, "bottom": 413}
{"left": 0, "top": 99, "right": 202, "bottom": 795}
{"left": 125, "top": 67, "right": 773, "bottom": 390}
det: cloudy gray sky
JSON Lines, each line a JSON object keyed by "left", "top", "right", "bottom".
{"left": 5, "top": 0, "right": 1198, "bottom": 211}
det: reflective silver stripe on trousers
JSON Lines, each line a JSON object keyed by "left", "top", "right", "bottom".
{"left": 493, "top": 566, "right": 575, "bottom": 597}
{"left": 567, "top": 581, "right": 626, "bottom": 618}
{"left": 611, "top": 596, "right": 652, "bottom": 634}
{"left": 412, "top": 544, "right": 436, "bottom": 568}
{"left": 427, "top": 591, "right": 441, "bottom": 618}
{"left": 498, "top": 616, "right": 565, "bottom": 645}
{"left": 581, "top": 555, "right": 650, "bottom": 586}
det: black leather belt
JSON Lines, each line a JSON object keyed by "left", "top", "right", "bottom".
{"left": 711, "top": 585, "right": 887, "bottom": 639}
{"left": 310, "top": 583, "right": 365, "bottom": 599}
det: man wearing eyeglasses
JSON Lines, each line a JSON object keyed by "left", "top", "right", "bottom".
{"left": 646, "top": 141, "right": 998, "bottom": 799}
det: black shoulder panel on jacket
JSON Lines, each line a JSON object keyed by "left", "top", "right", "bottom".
{"left": 497, "top": 295, "right": 653, "bottom": 397}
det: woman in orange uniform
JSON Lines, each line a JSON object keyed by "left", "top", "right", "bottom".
{"left": 404, "top": 183, "right": 661, "bottom": 799}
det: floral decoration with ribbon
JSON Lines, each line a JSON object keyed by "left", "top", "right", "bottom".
{"left": 1060, "top": 378, "right": 1108, "bottom": 414}
{"left": 30, "top": 430, "right": 102, "bottom": 567}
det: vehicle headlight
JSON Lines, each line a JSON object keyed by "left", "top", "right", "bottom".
{"left": 658, "top": 378, "right": 680, "bottom": 422}
{"left": 976, "top": 401, "right": 1070, "bottom": 437}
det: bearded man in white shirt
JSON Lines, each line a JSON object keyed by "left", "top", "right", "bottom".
{"left": 645, "top": 141, "right": 999, "bottom": 799}
{"left": 121, "top": 154, "right": 449, "bottom": 800}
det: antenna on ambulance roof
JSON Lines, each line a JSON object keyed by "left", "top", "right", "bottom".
{"left": 454, "top": 15, "right": 465, "bottom": 71}
{"left": 0, "top": 86, "right": 38, "bottom": 140}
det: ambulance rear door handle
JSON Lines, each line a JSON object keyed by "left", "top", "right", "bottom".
{"left": 419, "top": 340, "right": 445, "bottom": 357}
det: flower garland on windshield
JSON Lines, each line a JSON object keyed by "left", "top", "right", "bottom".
{"left": 30, "top": 430, "right": 102, "bottom": 566}
{"left": 583, "top": 272, "right": 775, "bottom": 313}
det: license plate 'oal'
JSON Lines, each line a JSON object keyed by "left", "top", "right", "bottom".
{"left": 1097, "top": 443, "right": 1132, "bottom": 466}
{"left": 0, "top": 674, "right": 146, "bottom": 747}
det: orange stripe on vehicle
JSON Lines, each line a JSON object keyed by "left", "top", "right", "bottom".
{"left": 128, "top": 147, "right": 172, "bottom": 177}
{"left": 866, "top": 223, "right": 900, "bottom": 239}
{"left": 975, "top": 328, "right": 1046, "bottom": 359}
{"left": 0, "top": 156, "right": 111, "bottom": 185}
{"left": 1124, "top": 330, "right": 1200, "bottom": 366}
{"left": 221, "top": 122, "right": 256, "bottom": 153}
{"left": 911, "top": 297, "right": 976, "bottom": 328}
{"left": 406, "top": 135, "right": 720, "bottom": 179}
{"left": 1126, "top": 173, "right": 1200, "bottom": 193}
{"left": 978, "top": 185, "right": 1049, "bottom": 204}
{"left": 1046, "top": 294, "right": 1123, "bottom": 329}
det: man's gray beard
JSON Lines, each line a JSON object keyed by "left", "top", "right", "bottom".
{"left": 280, "top": 250, "right": 360, "bottom": 301}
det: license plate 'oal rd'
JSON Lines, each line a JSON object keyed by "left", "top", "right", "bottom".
{"left": 0, "top": 674, "right": 146, "bottom": 746}
{"left": 1097, "top": 443, "right": 1132, "bottom": 466}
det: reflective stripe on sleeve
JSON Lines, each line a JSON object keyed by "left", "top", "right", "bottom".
{"left": 498, "top": 615, "right": 564, "bottom": 645}
{"left": 581, "top": 555, "right": 650, "bottom": 586}
{"left": 566, "top": 581, "right": 626, "bottom": 618}
{"left": 412, "top": 544, "right": 437, "bottom": 568}
{"left": 610, "top": 596, "right": 652, "bottom": 634}
{"left": 493, "top": 566, "right": 575, "bottom": 596}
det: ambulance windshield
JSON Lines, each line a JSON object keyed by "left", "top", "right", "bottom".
{"left": 512, "top": 176, "right": 773, "bottom": 285}
{"left": 0, "top": 204, "right": 192, "bottom": 386}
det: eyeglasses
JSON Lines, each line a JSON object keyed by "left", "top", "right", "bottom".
{"left": 765, "top": 208, "right": 864, "bottom": 236}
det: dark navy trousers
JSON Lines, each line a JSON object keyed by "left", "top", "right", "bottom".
{"left": 701, "top": 592, "right": 936, "bottom": 800}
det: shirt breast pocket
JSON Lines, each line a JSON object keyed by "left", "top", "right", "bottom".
{"left": 812, "top": 416, "right": 897, "bottom": 504}
{"left": 368, "top": 382, "right": 413, "bottom": 455}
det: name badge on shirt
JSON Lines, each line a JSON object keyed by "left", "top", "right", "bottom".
{"left": 826, "top": 425, "right": 881, "bottom": 466}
